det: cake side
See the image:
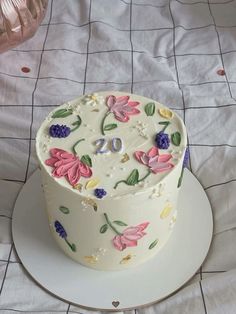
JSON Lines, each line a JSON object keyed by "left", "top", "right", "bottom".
{"left": 39, "top": 156, "right": 183, "bottom": 270}
{"left": 36, "top": 91, "right": 187, "bottom": 270}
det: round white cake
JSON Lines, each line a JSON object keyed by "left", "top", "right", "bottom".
{"left": 36, "top": 91, "right": 187, "bottom": 270}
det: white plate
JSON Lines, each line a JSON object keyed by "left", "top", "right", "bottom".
{"left": 12, "top": 169, "right": 213, "bottom": 312}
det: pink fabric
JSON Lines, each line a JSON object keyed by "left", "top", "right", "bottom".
{"left": 106, "top": 95, "right": 140, "bottom": 122}
{"left": 0, "top": 0, "right": 48, "bottom": 54}
{"left": 113, "top": 222, "right": 149, "bottom": 251}
{"left": 45, "top": 148, "right": 92, "bottom": 186}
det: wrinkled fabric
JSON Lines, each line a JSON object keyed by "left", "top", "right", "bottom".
{"left": 1, "top": 0, "right": 236, "bottom": 313}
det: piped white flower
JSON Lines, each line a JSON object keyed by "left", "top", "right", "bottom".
{"left": 81, "top": 93, "right": 105, "bottom": 107}
{"left": 169, "top": 210, "right": 177, "bottom": 229}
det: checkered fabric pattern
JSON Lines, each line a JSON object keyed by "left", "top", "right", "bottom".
{"left": 1, "top": 0, "right": 236, "bottom": 313}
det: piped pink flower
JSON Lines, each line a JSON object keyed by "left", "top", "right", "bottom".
{"left": 106, "top": 95, "right": 140, "bottom": 122}
{"left": 45, "top": 148, "right": 92, "bottom": 186}
{"left": 134, "top": 146, "right": 174, "bottom": 174}
{"left": 113, "top": 222, "right": 149, "bottom": 251}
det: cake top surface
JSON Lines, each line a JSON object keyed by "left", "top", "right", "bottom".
{"left": 36, "top": 91, "right": 187, "bottom": 199}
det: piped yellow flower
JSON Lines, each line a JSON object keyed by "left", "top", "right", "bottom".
{"left": 121, "top": 153, "right": 130, "bottom": 163}
{"left": 120, "top": 254, "right": 133, "bottom": 264}
{"left": 160, "top": 203, "right": 173, "bottom": 219}
{"left": 85, "top": 178, "right": 100, "bottom": 189}
{"left": 158, "top": 108, "right": 173, "bottom": 120}
{"left": 82, "top": 197, "right": 98, "bottom": 211}
{"left": 73, "top": 183, "right": 83, "bottom": 192}
{"left": 84, "top": 255, "right": 98, "bottom": 264}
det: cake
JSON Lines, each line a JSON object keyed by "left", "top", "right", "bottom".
{"left": 36, "top": 91, "right": 187, "bottom": 270}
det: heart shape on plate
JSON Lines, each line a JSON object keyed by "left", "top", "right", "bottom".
{"left": 112, "top": 301, "right": 120, "bottom": 308}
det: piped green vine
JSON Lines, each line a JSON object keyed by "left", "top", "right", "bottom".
{"left": 70, "top": 115, "right": 82, "bottom": 132}
{"left": 114, "top": 169, "right": 152, "bottom": 189}
{"left": 72, "top": 138, "right": 85, "bottom": 155}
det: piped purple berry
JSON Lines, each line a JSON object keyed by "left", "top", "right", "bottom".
{"left": 155, "top": 131, "right": 170, "bottom": 149}
{"left": 183, "top": 147, "right": 189, "bottom": 168}
{"left": 49, "top": 124, "right": 71, "bottom": 138}
{"left": 94, "top": 188, "right": 107, "bottom": 199}
{"left": 54, "top": 220, "right": 67, "bottom": 239}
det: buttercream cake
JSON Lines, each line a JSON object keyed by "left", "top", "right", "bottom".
{"left": 36, "top": 91, "right": 187, "bottom": 270}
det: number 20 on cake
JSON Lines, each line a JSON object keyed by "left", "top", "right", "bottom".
{"left": 36, "top": 91, "right": 187, "bottom": 270}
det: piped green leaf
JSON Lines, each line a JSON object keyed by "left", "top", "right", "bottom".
{"left": 104, "top": 123, "right": 118, "bottom": 131}
{"left": 149, "top": 239, "right": 159, "bottom": 250}
{"left": 71, "top": 115, "right": 82, "bottom": 132}
{"left": 81, "top": 155, "right": 92, "bottom": 167}
{"left": 113, "top": 220, "right": 128, "bottom": 226}
{"left": 70, "top": 243, "right": 76, "bottom": 252}
{"left": 65, "top": 239, "right": 76, "bottom": 252}
{"left": 52, "top": 108, "right": 73, "bottom": 118}
{"left": 171, "top": 132, "right": 181, "bottom": 146}
{"left": 59, "top": 206, "right": 70, "bottom": 214}
{"left": 145, "top": 102, "right": 155, "bottom": 116}
{"left": 100, "top": 224, "right": 108, "bottom": 233}
{"left": 158, "top": 121, "right": 170, "bottom": 126}
{"left": 126, "top": 169, "right": 139, "bottom": 186}
{"left": 177, "top": 167, "right": 184, "bottom": 188}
